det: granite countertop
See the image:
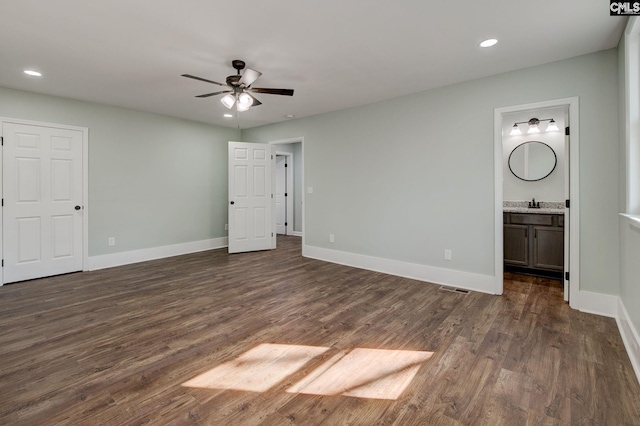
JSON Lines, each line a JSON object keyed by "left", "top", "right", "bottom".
{"left": 503, "top": 207, "right": 565, "bottom": 214}
{"left": 503, "top": 200, "right": 565, "bottom": 215}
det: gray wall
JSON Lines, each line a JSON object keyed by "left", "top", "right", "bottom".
{"left": 0, "top": 86, "right": 239, "bottom": 256}
{"left": 242, "top": 49, "right": 620, "bottom": 295}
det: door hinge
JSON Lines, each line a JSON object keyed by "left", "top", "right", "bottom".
{"left": 271, "top": 194, "right": 273, "bottom": 199}
{"left": 565, "top": 271, "right": 570, "bottom": 281}
{"left": 1, "top": 199, "right": 3, "bottom": 207}
{"left": 1, "top": 259, "right": 3, "bottom": 267}
{"left": 271, "top": 232, "right": 274, "bottom": 237}
{"left": 1, "top": 136, "right": 3, "bottom": 146}
{"left": 565, "top": 199, "right": 570, "bottom": 208}
{"left": 285, "top": 222, "right": 288, "bottom": 226}
{"left": 565, "top": 126, "right": 570, "bottom": 136}
{"left": 285, "top": 193, "right": 288, "bottom": 197}
{"left": 271, "top": 155, "right": 273, "bottom": 160}
{"left": 285, "top": 163, "right": 288, "bottom": 167}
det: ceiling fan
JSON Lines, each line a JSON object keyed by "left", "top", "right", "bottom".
{"left": 182, "top": 60, "right": 294, "bottom": 112}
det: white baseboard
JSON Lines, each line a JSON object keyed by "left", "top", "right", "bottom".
{"left": 617, "top": 297, "right": 640, "bottom": 385}
{"left": 291, "top": 231, "right": 303, "bottom": 237}
{"left": 576, "top": 290, "right": 618, "bottom": 317}
{"left": 302, "top": 244, "right": 499, "bottom": 294}
{"left": 88, "top": 237, "right": 228, "bottom": 270}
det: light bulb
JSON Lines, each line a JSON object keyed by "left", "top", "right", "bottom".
{"left": 527, "top": 123, "right": 540, "bottom": 134}
{"left": 237, "top": 102, "right": 251, "bottom": 112}
{"left": 509, "top": 124, "right": 522, "bottom": 136}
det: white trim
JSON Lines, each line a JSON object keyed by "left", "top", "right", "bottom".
{"left": 292, "top": 231, "right": 303, "bottom": 237}
{"left": 303, "top": 244, "right": 498, "bottom": 294}
{"left": 270, "top": 137, "right": 304, "bottom": 243}
{"left": 494, "top": 97, "right": 580, "bottom": 308}
{"left": 575, "top": 290, "right": 617, "bottom": 317}
{"left": 617, "top": 297, "right": 640, "bottom": 385}
{"left": 620, "top": 213, "right": 640, "bottom": 231}
{"left": 0, "top": 117, "right": 89, "bottom": 285}
{"left": 624, "top": 17, "right": 640, "bottom": 214}
{"left": 88, "top": 237, "right": 228, "bottom": 270}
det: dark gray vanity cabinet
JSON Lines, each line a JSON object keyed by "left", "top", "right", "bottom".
{"left": 503, "top": 212, "right": 564, "bottom": 277}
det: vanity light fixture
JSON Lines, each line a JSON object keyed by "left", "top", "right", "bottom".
{"left": 509, "top": 117, "right": 558, "bottom": 136}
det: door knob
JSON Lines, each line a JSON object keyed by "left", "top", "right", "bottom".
{"left": 230, "top": 201, "right": 235, "bottom": 205}
{"left": 75, "top": 205, "right": 82, "bottom": 210}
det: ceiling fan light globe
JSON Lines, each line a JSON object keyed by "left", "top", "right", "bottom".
{"left": 221, "top": 94, "right": 236, "bottom": 109}
{"left": 238, "top": 92, "right": 254, "bottom": 107}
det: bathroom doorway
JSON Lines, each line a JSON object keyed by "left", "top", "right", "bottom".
{"left": 494, "top": 98, "right": 579, "bottom": 308}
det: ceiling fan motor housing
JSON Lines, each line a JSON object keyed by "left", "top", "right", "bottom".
{"left": 226, "top": 75, "right": 242, "bottom": 87}
{"left": 232, "top": 60, "right": 246, "bottom": 71}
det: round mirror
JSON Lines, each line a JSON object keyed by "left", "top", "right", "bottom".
{"left": 508, "top": 141, "right": 557, "bottom": 181}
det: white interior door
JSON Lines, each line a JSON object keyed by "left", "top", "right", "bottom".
{"left": 275, "top": 155, "right": 287, "bottom": 235}
{"left": 228, "top": 142, "right": 275, "bottom": 254}
{"left": 2, "top": 121, "right": 84, "bottom": 283}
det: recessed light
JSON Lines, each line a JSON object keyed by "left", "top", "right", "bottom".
{"left": 285, "top": 114, "right": 295, "bottom": 119}
{"left": 223, "top": 113, "right": 233, "bottom": 118}
{"left": 23, "top": 69, "right": 42, "bottom": 77}
{"left": 479, "top": 38, "right": 498, "bottom": 48}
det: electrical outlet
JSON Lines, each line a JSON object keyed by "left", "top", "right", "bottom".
{"left": 444, "top": 249, "right": 452, "bottom": 261}
{"left": 225, "top": 224, "right": 228, "bottom": 231}
{"left": 307, "top": 186, "right": 314, "bottom": 194}
{"left": 329, "top": 234, "right": 335, "bottom": 243}
{"left": 108, "top": 237, "right": 115, "bottom": 246}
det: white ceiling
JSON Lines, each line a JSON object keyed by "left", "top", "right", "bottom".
{"left": 0, "top": 1, "right": 626, "bottom": 129}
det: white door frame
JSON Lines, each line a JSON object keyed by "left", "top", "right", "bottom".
{"left": 276, "top": 151, "right": 294, "bottom": 235}
{"left": 494, "top": 97, "right": 580, "bottom": 308}
{"left": 269, "top": 137, "right": 304, "bottom": 245}
{"left": 0, "top": 117, "right": 89, "bottom": 286}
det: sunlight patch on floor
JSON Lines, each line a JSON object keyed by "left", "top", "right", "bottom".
{"left": 183, "top": 344, "right": 433, "bottom": 400}
{"left": 182, "top": 343, "right": 329, "bottom": 392}
{"left": 287, "top": 348, "right": 434, "bottom": 400}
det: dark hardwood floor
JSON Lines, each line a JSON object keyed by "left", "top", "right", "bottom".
{"left": 0, "top": 236, "right": 638, "bottom": 425}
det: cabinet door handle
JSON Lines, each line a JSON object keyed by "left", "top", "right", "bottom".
{"left": 534, "top": 229, "right": 537, "bottom": 238}
{"left": 525, "top": 228, "right": 528, "bottom": 238}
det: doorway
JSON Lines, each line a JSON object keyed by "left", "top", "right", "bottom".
{"left": 270, "top": 137, "right": 304, "bottom": 249}
{"left": 275, "top": 152, "right": 294, "bottom": 236}
{"left": 494, "top": 98, "right": 580, "bottom": 308}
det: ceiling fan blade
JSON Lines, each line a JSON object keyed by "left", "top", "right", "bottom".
{"left": 181, "top": 74, "right": 227, "bottom": 87}
{"left": 240, "top": 68, "right": 262, "bottom": 87}
{"left": 250, "top": 88, "right": 294, "bottom": 96}
{"left": 196, "top": 90, "right": 231, "bottom": 98}
{"left": 247, "top": 93, "right": 262, "bottom": 106}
